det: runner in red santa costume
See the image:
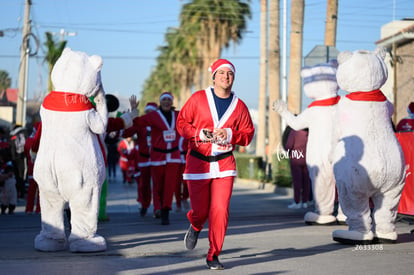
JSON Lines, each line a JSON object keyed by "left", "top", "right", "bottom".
{"left": 117, "top": 136, "right": 135, "bottom": 184}
{"left": 396, "top": 102, "right": 414, "bottom": 132}
{"left": 24, "top": 122, "right": 41, "bottom": 214}
{"left": 123, "top": 102, "right": 158, "bottom": 217}
{"left": 177, "top": 59, "right": 255, "bottom": 270}
{"left": 395, "top": 102, "right": 414, "bottom": 217}
{"left": 136, "top": 93, "right": 181, "bottom": 225}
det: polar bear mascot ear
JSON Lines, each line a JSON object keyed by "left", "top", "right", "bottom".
{"left": 336, "top": 47, "right": 388, "bottom": 93}
{"left": 337, "top": 50, "right": 353, "bottom": 65}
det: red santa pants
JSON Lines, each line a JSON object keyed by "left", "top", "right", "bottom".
{"left": 174, "top": 164, "right": 189, "bottom": 208}
{"left": 25, "top": 178, "right": 40, "bottom": 213}
{"left": 186, "top": 176, "right": 234, "bottom": 261}
{"left": 137, "top": 165, "right": 152, "bottom": 209}
{"left": 151, "top": 163, "right": 180, "bottom": 212}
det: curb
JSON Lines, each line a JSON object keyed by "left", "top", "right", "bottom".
{"left": 235, "top": 177, "right": 293, "bottom": 196}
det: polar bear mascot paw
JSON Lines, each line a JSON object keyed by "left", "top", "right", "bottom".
{"left": 69, "top": 234, "right": 107, "bottom": 253}
{"left": 304, "top": 211, "right": 337, "bottom": 225}
{"left": 34, "top": 234, "right": 67, "bottom": 252}
{"left": 333, "top": 230, "right": 374, "bottom": 245}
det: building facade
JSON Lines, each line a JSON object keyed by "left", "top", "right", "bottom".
{"left": 376, "top": 19, "right": 414, "bottom": 124}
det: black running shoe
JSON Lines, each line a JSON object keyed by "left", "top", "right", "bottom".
{"left": 206, "top": 255, "right": 224, "bottom": 270}
{"left": 153, "top": 209, "right": 161, "bottom": 219}
{"left": 140, "top": 208, "right": 147, "bottom": 217}
{"left": 184, "top": 224, "right": 200, "bottom": 250}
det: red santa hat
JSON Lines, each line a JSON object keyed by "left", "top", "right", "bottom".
{"left": 408, "top": 102, "right": 414, "bottom": 116}
{"left": 209, "top": 59, "right": 236, "bottom": 80}
{"left": 159, "top": 91, "right": 174, "bottom": 101}
{"left": 144, "top": 102, "right": 158, "bottom": 112}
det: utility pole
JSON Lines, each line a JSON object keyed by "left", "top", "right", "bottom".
{"left": 324, "top": 0, "right": 338, "bottom": 47}
{"left": 392, "top": 42, "right": 397, "bottom": 124}
{"left": 256, "top": 0, "right": 268, "bottom": 160}
{"left": 16, "top": 0, "right": 31, "bottom": 127}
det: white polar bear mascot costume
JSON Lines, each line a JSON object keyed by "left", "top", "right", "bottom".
{"left": 33, "top": 48, "right": 108, "bottom": 252}
{"left": 332, "top": 48, "right": 405, "bottom": 245}
{"left": 273, "top": 61, "right": 346, "bottom": 225}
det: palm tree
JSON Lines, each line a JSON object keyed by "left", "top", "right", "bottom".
{"left": 164, "top": 27, "right": 198, "bottom": 107}
{"left": 142, "top": 0, "right": 252, "bottom": 107}
{"left": 141, "top": 42, "right": 181, "bottom": 110}
{"left": 287, "top": 0, "right": 304, "bottom": 115}
{"left": 0, "top": 70, "right": 12, "bottom": 94}
{"left": 180, "top": 0, "right": 251, "bottom": 89}
{"left": 267, "top": 0, "right": 281, "bottom": 161}
{"left": 256, "top": 0, "right": 268, "bottom": 160}
{"left": 44, "top": 32, "right": 67, "bottom": 93}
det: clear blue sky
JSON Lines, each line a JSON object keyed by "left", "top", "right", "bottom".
{"left": 1, "top": 0, "right": 413, "bottom": 110}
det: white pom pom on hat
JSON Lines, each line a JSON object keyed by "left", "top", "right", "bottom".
{"left": 159, "top": 91, "right": 174, "bottom": 101}
{"left": 209, "top": 59, "right": 235, "bottom": 79}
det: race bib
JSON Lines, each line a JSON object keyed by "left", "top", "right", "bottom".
{"left": 163, "top": 130, "right": 176, "bottom": 142}
{"left": 212, "top": 143, "right": 233, "bottom": 154}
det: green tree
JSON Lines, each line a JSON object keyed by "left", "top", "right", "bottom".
{"left": 180, "top": 0, "right": 251, "bottom": 89}
{"left": 141, "top": 40, "right": 181, "bottom": 110}
{"left": 44, "top": 32, "right": 67, "bottom": 93}
{"left": 163, "top": 27, "right": 198, "bottom": 107}
{"left": 0, "top": 70, "right": 12, "bottom": 94}
{"left": 142, "top": 0, "right": 251, "bottom": 107}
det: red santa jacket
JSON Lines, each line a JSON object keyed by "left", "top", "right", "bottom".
{"left": 176, "top": 88, "right": 255, "bottom": 180}
{"left": 137, "top": 110, "right": 181, "bottom": 166}
{"left": 117, "top": 138, "right": 135, "bottom": 171}
{"left": 123, "top": 118, "right": 152, "bottom": 168}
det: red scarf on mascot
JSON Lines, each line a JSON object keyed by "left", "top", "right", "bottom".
{"left": 308, "top": 96, "right": 341, "bottom": 108}
{"left": 345, "top": 89, "right": 387, "bottom": 102}
{"left": 42, "top": 91, "right": 94, "bottom": 111}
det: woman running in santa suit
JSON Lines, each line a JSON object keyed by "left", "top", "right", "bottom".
{"left": 136, "top": 93, "right": 181, "bottom": 225}
{"left": 177, "top": 59, "right": 255, "bottom": 270}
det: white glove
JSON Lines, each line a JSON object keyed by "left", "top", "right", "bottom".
{"left": 127, "top": 95, "right": 139, "bottom": 119}
{"left": 272, "top": 100, "right": 287, "bottom": 113}
{"left": 94, "top": 85, "right": 106, "bottom": 106}
{"left": 129, "top": 108, "right": 139, "bottom": 119}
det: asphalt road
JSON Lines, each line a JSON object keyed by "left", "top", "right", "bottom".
{"left": 1, "top": 175, "right": 414, "bottom": 275}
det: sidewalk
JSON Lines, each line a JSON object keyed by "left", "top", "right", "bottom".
{"left": 1, "top": 173, "right": 414, "bottom": 275}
